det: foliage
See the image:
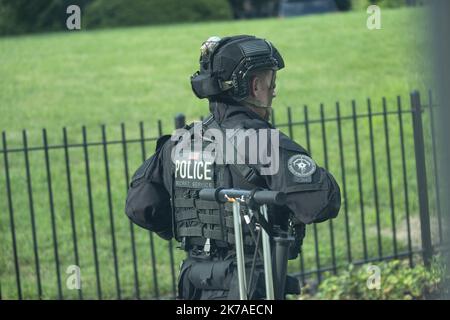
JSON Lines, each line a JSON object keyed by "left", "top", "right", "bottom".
{"left": 84, "top": 0, "right": 232, "bottom": 29}
{"left": 227, "top": 0, "right": 281, "bottom": 18}
{"left": 85, "top": 0, "right": 231, "bottom": 28}
{"left": 370, "top": 0, "right": 410, "bottom": 8}
{"left": 353, "top": 0, "right": 410, "bottom": 10}
{"left": 335, "top": 0, "right": 352, "bottom": 11}
{"left": 310, "top": 258, "right": 447, "bottom": 300}
{"left": 0, "top": 0, "right": 88, "bottom": 36}
{"left": 0, "top": 0, "right": 232, "bottom": 36}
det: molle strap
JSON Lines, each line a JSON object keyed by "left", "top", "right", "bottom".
{"left": 203, "top": 229, "right": 224, "bottom": 241}
{"left": 195, "top": 200, "right": 220, "bottom": 210}
{"left": 174, "top": 209, "right": 198, "bottom": 222}
{"left": 175, "top": 198, "right": 194, "bottom": 208}
{"left": 198, "top": 213, "right": 222, "bottom": 225}
{"left": 178, "top": 226, "right": 203, "bottom": 238}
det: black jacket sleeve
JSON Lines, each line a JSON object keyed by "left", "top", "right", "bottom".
{"left": 125, "top": 135, "right": 173, "bottom": 240}
{"left": 231, "top": 118, "right": 341, "bottom": 225}
{"left": 264, "top": 133, "right": 341, "bottom": 225}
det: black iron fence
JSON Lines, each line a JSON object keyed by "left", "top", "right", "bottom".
{"left": 0, "top": 90, "right": 444, "bottom": 299}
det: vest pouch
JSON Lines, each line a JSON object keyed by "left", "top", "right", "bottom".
{"left": 188, "top": 259, "right": 234, "bottom": 291}
{"left": 177, "top": 259, "right": 196, "bottom": 299}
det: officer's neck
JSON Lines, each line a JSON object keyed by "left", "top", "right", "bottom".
{"left": 209, "top": 100, "right": 270, "bottom": 124}
{"left": 244, "top": 105, "right": 271, "bottom": 121}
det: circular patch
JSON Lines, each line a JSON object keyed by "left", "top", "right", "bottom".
{"left": 288, "top": 154, "right": 316, "bottom": 178}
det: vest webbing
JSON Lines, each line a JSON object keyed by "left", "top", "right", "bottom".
{"left": 173, "top": 115, "right": 258, "bottom": 249}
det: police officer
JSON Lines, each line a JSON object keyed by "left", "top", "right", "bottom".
{"left": 125, "top": 35, "right": 341, "bottom": 300}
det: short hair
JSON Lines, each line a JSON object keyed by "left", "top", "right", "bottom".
{"left": 247, "top": 69, "right": 273, "bottom": 94}
{"left": 248, "top": 69, "right": 272, "bottom": 83}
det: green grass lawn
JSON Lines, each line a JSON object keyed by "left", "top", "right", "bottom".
{"left": 0, "top": 7, "right": 438, "bottom": 299}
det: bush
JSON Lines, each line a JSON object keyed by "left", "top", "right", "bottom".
{"left": 335, "top": 0, "right": 352, "bottom": 11}
{"left": 84, "top": 0, "right": 232, "bottom": 29}
{"left": 0, "top": 0, "right": 89, "bottom": 36}
{"left": 0, "top": 0, "right": 232, "bottom": 36}
{"left": 309, "top": 258, "right": 447, "bottom": 300}
{"left": 371, "top": 0, "right": 409, "bottom": 8}
{"left": 351, "top": 0, "right": 409, "bottom": 10}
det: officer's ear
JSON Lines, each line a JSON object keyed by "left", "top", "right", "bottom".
{"left": 249, "top": 75, "right": 261, "bottom": 98}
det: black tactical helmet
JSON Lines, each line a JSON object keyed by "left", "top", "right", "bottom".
{"left": 190, "top": 35, "right": 285, "bottom": 101}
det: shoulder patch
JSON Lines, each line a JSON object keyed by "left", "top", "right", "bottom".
{"left": 287, "top": 154, "right": 316, "bottom": 179}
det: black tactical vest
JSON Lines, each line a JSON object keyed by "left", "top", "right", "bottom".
{"left": 172, "top": 115, "right": 261, "bottom": 252}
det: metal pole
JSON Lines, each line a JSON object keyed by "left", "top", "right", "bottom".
{"left": 260, "top": 204, "right": 275, "bottom": 300}
{"left": 232, "top": 200, "right": 247, "bottom": 300}
{"left": 411, "top": 91, "right": 433, "bottom": 266}
{"left": 174, "top": 113, "right": 186, "bottom": 129}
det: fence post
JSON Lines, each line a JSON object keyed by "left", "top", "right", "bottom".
{"left": 411, "top": 90, "right": 433, "bottom": 266}
{"left": 174, "top": 113, "right": 186, "bottom": 129}
{"left": 170, "top": 113, "right": 186, "bottom": 298}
